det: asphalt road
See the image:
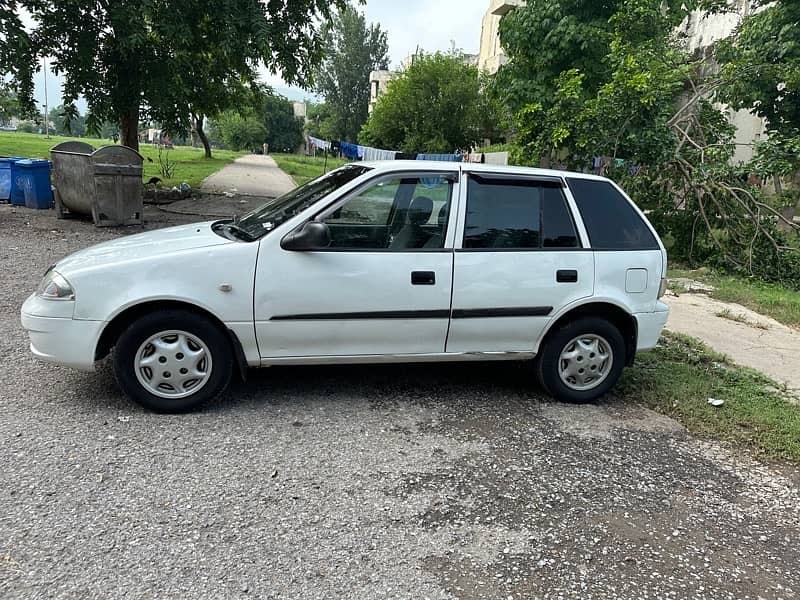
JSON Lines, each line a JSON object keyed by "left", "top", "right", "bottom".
{"left": 1, "top": 204, "right": 799, "bottom": 599}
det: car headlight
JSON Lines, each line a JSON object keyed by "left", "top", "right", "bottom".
{"left": 36, "top": 270, "right": 75, "bottom": 301}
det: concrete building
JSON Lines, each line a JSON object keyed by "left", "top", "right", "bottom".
{"left": 369, "top": 70, "right": 395, "bottom": 114}
{"left": 292, "top": 101, "right": 308, "bottom": 122}
{"left": 679, "top": 0, "right": 766, "bottom": 163}
{"left": 478, "top": 0, "right": 524, "bottom": 74}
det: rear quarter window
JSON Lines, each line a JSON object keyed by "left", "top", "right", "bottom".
{"left": 567, "top": 178, "right": 659, "bottom": 250}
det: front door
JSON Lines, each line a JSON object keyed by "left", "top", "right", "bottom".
{"left": 447, "top": 172, "right": 595, "bottom": 353}
{"left": 254, "top": 170, "right": 459, "bottom": 359}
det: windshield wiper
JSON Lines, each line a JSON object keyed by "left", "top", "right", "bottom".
{"left": 221, "top": 222, "right": 256, "bottom": 242}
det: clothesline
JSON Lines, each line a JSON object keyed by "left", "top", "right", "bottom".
{"left": 308, "top": 136, "right": 464, "bottom": 163}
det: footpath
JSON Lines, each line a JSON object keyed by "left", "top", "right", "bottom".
{"left": 160, "top": 154, "right": 297, "bottom": 218}
{"left": 665, "top": 287, "right": 800, "bottom": 399}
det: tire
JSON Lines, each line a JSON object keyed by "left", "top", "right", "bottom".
{"left": 535, "top": 317, "right": 626, "bottom": 403}
{"left": 113, "top": 309, "right": 233, "bottom": 413}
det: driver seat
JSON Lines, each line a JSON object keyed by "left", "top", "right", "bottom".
{"left": 389, "top": 196, "right": 433, "bottom": 249}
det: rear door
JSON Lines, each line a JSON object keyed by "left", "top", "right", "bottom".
{"left": 446, "top": 173, "right": 594, "bottom": 353}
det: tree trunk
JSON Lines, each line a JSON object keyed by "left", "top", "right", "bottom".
{"left": 119, "top": 107, "right": 139, "bottom": 151}
{"left": 194, "top": 113, "right": 212, "bottom": 158}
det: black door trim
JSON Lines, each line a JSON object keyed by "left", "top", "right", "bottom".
{"left": 270, "top": 306, "right": 554, "bottom": 321}
{"left": 271, "top": 309, "right": 451, "bottom": 321}
{"left": 451, "top": 307, "right": 553, "bottom": 319}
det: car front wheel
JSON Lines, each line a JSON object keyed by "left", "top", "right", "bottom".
{"left": 113, "top": 310, "right": 233, "bottom": 412}
{"left": 535, "top": 317, "right": 626, "bottom": 403}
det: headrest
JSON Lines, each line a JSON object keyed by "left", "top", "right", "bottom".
{"left": 408, "top": 196, "right": 433, "bottom": 225}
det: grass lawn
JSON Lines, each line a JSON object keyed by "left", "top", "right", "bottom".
{"left": 667, "top": 265, "right": 800, "bottom": 329}
{"left": 271, "top": 153, "right": 350, "bottom": 185}
{"left": 0, "top": 131, "right": 244, "bottom": 188}
{"left": 618, "top": 332, "right": 800, "bottom": 462}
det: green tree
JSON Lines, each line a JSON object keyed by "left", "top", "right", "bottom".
{"left": 715, "top": 0, "right": 800, "bottom": 132}
{"left": 12, "top": 0, "right": 348, "bottom": 151}
{"left": 0, "top": 82, "right": 20, "bottom": 125}
{"left": 715, "top": 0, "right": 800, "bottom": 218}
{"left": 313, "top": 5, "right": 388, "bottom": 142}
{"left": 49, "top": 105, "right": 87, "bottom": 137}
{"left": 215, "top": 111, "right": 267, "bottom": 152}
{"left": 499, "top": 0, "right": 799, "bottom": 283}
{"left": 305, "top": 102, "right": 338, "bottom": 141}
{"left": 0, "top": 1, "right": 35, "bottom": 117}
{"left": 262, "top": 92, "right": 304, "bottom": 152}
{"left": 360, "top": 52, "right": 494, "bottom": 153}
{"left": 495, "top": 0, "right": 621, "bottom": 112}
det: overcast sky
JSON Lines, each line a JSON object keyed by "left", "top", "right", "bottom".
{"left": 29, "top": 0, "right": 489, "bottom": 110}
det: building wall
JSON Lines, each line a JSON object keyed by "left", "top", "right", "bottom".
{"left": 680, "top": 0, "right": 767, "bottom": 163}
{"left": 369, "top": 70, "right": 395, "bottom": 114}
{"left": 292, "top": 101, "right": 308, "bottom": 121}
{"left": 478, "top": 0, "right": 525, "bottom": 74}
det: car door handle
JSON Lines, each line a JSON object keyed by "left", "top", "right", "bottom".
{"left": 411, "top": 271, "right": 436, "bottom": 285}
{"left": 556, "top": 269, "right": 578, "bottom": 283}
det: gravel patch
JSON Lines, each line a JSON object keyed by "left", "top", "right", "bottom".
{"left": 1, "top": 205, "right": 799, "bottom": 599}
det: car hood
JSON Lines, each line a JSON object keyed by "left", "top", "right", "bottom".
{"left": 54, "top": 221, "right": 235, "bottom": 275}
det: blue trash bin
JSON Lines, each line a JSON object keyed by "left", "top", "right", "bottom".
{"left": 2, "top": 157, "right": 27, "bottom": 204}
{"left": 17, "top": 159, "right": 53, "bottom": 209}
{"left": 0, "top": 158, "right": 12, "bottom": 201}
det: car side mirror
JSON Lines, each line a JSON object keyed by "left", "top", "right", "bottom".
{"left": 280, "top": 221, "right": 332, "bottom": 251}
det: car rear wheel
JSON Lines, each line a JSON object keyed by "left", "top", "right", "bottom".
{"left": 113, "top": 310, "right": 233, "bottom": 412}
{"left": 535, "top": 317, "right": 625, "bottom": 403}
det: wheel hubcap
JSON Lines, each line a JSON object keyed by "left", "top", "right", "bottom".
{"left": 558, "top": 334, "right": 613, "bottom": 392}
{"left": 135, "top": 330, "right": 212, "bottom": 399}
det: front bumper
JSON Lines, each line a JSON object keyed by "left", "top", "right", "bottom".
{"left": 635, "top": 302, "right": 670, "bottom": 351}
{"left": 21, "top": 294, "right": 105, "bottom": 371}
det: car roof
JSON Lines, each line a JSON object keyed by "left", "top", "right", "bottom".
{"left": 358, "top": 160, "right": 611, "bottom": 182}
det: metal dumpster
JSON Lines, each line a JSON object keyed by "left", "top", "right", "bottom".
{"left": 50, "top": 142, "right": 144, "bottom": 226}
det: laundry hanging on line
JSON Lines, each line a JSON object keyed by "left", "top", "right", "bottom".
{"left": 308, "top": 136, "right": 331, "bottom": 151}
{"left": 363, "top": 147, "right": 397, "bottom": 161}
{"left": 340, "top": 142, "right": 365, "bottom": 160}
{"left": 416, "top": 153, "right": 463, "bottom": 162}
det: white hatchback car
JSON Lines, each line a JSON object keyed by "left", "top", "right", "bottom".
{"left": 22, "top": 162, "right": 669, "bottom": 412}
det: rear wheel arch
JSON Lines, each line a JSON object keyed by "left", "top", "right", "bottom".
{"left": 537, "top": 302, "right": 638, "bottom": 366}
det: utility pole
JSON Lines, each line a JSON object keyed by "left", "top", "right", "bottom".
{"left": 43, "top": 56, "right": 50, "bottom": 139}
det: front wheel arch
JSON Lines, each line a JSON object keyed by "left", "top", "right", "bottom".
{"left": 95, "top": 300, "right": 247, "bottom": 379}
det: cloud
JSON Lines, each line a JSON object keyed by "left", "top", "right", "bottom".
{"left": 365, "top": 0, "right": 487, "bottom": 67}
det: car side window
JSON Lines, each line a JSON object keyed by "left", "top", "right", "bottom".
{"left": 566, "top": 178, "right": 659, "bottom": 250}
{"left": 325, "top": 178, "right": 398, "bottom": 226}
{"left": 321, "top": 175, "right": 454, "bottom": 250}
{"left": 463, "top": 176, "right": 580, "bottom": 249}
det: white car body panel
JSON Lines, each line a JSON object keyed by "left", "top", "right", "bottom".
{"left": 446, "top": 251, "right": 595, "bottom": 352}
{"left": 254, "top": 247, "right": 454, "bottom": 357}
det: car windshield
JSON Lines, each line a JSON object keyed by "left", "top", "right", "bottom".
{"left": 236, "top": 164, "right": 372, "bottom": 239}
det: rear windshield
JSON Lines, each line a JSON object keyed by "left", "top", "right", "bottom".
{"left": 566, "top": 178, "right": 659, "bottom": 250}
